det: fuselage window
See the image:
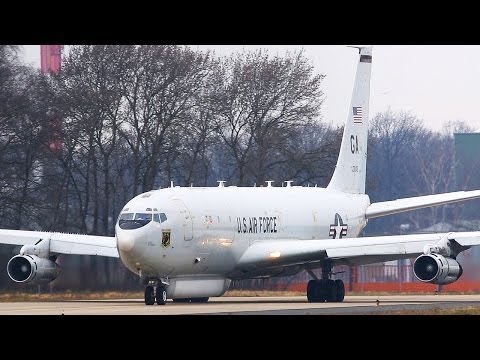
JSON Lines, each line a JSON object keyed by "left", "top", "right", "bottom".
{"left": 160, "top": 213, "right": 167, "bottom": 223}
{"left": 153, "top": 213, "right": 160, "bottom": 223}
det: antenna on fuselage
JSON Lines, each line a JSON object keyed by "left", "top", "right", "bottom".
{"left": 217, "top": 180, "right": 226, "bottom": 188}
{"left": 284, "top": 180, "right": 293, "bottom": 188}
{"left": 170, "top": 181, "right": 174, "bottom": 188}
{"left": 265, "top": 180, "right": 274, "bottom": 187}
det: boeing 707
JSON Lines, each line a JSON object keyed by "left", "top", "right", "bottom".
{"left": 2, "top": 46, "right": 480, "bottom": 305}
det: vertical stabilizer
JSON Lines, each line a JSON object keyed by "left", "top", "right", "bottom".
{"left": 327, "top": 46, "right": 372, "bottom": 194}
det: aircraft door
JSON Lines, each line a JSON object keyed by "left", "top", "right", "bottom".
{"left": 172, "top": 199, "right": 193, "bottom": 241}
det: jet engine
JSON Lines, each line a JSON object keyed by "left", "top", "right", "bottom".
{"left": 7, "top": 255, "right": 59, "bottom": 285}
{"left": 413, "top": 253, "right": 463, "bottom": 285}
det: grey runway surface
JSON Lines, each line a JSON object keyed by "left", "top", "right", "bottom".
{"left": 1, "top": 295, "right": 480, "bottom": 315}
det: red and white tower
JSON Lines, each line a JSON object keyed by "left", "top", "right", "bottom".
{"left": 40, "top": 45, "right": 62, "bottom": 74}
{"left": 40, "top": 45, "right": 63, "bottom": 153}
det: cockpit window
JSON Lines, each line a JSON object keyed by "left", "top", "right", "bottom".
{"left": 134, "top": 213, "right": 152, "bottom": 222}
{"left": 153, "top": 213, "right": 167, "bottom": 223}
{"left": 118, "top": 212, "right": 166, "bottom": 229}
{"left": 118, "top": 212, "right": 151, "bottom": 230}
{"left": 118, "top": 213, "right": 134, "bottom": 223}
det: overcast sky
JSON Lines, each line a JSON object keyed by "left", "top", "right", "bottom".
{"left": 20, "top": 45, "right": 480, "bottom": 132}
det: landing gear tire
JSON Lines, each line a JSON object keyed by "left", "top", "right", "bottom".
{"left": 307, "top": 280, "right": 327, "bottom": 302}
{"left": 156, "top": 285, "right": 167, "bottom": 305}
{"left": 307, "top": 279, "right": 345, "bottom": 303}
{"left": 334, "top": 279, "right": 345, "bottom": 302}
{"left": 326, "top": 279, "right": 337, "bottom": 302}
{"left": 144, "top": 286, "right": 155, "bottom": 305}
{"left": 307, "top": 280, "right": 316, "bottom": 302}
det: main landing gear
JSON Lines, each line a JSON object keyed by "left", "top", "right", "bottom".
{"left": 306, "top": 262, "right": 345, "bottom": 303}
{"left": 144, "top": 283, "right": 167, "bottom": 305}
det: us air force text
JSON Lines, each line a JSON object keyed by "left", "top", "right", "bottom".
{"left": 237, "top": 217, "right": 278, "bottom": 233}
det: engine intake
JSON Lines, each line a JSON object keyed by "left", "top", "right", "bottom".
{"left": 413, "top": 253, "right": 463, "bottom": 285}
{"left": 7, "top": 255, "right": 59, "bottom": 285}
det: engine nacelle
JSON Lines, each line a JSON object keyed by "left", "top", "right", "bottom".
{"left": 7, "top": 255, "right": 59, "bottom": 285}
{"left": 413, "top": 253, "right": 463, "bottom": 285}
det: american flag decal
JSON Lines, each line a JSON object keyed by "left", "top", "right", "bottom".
{"left": 353, "top": 106, "right": 363, "bottom": 124}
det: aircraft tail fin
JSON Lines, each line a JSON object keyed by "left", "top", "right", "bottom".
{"left": 327, "top": 46, "right": 372, "bottom": 194}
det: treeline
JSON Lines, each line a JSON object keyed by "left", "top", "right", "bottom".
{"left": 1, "top": 45, "right": 339, "bottom": 236}
{"left": 0, "top": 45, "right": 477, "bottom": 291}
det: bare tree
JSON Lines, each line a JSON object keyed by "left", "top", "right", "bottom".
{"left": 117, "top": 45, "right": 214, "bottom": 194}
{"left": 0, "top": 46, "right": 53, "bottom": 229}
{"left": 213, "top": 49, "right": 325, "bottom": 185}
{"left": 367, "top": 110, "right": 427, "bottom": 234}
{"left": 407, "top": 132, "right": 455, "bottom": 228}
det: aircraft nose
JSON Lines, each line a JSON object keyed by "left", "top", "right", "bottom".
{"left": 116, "top": 231, "right": 135, "bottom": 252}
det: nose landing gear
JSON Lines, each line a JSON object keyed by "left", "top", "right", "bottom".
{"left": 143, "top": 280, "right": 168, "bottom": 305}
{"left": 144, "top": 286, "right": 155, "bottom": 305}
{"left": 156, "top": 284, "right": 167, "bottom": 305}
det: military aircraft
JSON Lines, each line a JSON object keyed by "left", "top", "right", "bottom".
{"left": 2, "top": 46, "right": 480, "bottom": 305}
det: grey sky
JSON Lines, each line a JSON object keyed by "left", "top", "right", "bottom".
{"left": 20, "top": 45, "right": 480, "bottom": 132}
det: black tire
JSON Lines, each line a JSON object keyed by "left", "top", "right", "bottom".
{"left": 316, "top": 279, "right": 328, "bottom": 302}
{"left": 325, "top": 279, "right": 337, "bottom": 302}
{"left": 144, "top": 286, "right": 155, "bottom": 305}
{"left": 156, "top": 285, "right": 167, "bottom": 305}
{"left": 307, "top": 280, "right": 316, "bottom": 302}
{"left": 334, "top": 279, "right": 345, "bottom": 302}
{"left": 172, "top": 298, "right": 190, "bottom": 303}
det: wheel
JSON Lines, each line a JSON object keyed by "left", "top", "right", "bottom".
{"left": 307, "top": 280, "right": 327, "bottom": 302}
{"left": 190, "top": 297, "right": 209, "bottom": 303}
{"left": 316, "top": 279, "right": 328, "bottom": 302}
{"left": 144, "top": 286, "right": 155, "bottom": 305}
{"left": 307, "top": 280, "right": 316, "bottom": 302}
{"left": 325, "top": 279, "right": 337, "bottom": 302}
{"left": 334, "top": 279, "right": 345, "bottom": 302}
{"left": 156, "top": 284, "right": 167, "bottom": 305}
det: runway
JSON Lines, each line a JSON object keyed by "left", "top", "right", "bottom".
{"left": 1, "top": 294, "right": 480, "bottom": 315}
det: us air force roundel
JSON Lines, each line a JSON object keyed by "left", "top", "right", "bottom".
{"left": 162, "top": 230, "right": 171, "bottom": 248}
{"left": 329, "top": 213, "right": 348, "bottom": 239}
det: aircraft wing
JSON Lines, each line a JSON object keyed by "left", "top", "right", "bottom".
{"left": 0, "top": 229, "right": 118, "bottom": 258}
{"left": 235, "top": 231, "right": 480, "bottom": 271}
{"left": 366, "top": 190, "right": 480, "bottom": 219}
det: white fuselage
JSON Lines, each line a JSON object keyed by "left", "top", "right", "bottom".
{"left": 115, "top": 185, "right": 370, "bottom": 297}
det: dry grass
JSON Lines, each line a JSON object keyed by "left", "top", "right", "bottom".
{"left": 225, "top": 290, "right": 480, "bottom": 296}
{"left": 0, "top": 291, "right": 143, "bottom": 302}
{"left": 377, "top": 306, "right": 480, "bottom": 315}
{"left": 347, "top": 290, "right": 480, "bottom": 296}
{"left": 2, "top": 289, "right": 480, "bottom": 302}
{"left": 225, "top": 290, "right": 305, "bottom": 297}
